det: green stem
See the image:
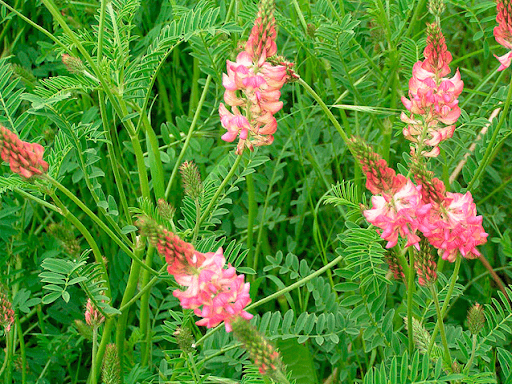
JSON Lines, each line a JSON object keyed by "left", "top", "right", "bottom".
{"left": 15, "top": 317, "right": 26, "bottom": 384}
{"left": 246, "top": 174, "right": 257, "bottom": 276}
{"left": 467, "top": 75, "right": 512, "bottom": 191}
{"left": 195, "top": 254, "right": 345, "bottom": 347}
{"left": 93, "top": 318, "right": 114, "bottom": 384}
{"left": 463, "top": 334, "right": 478, "bottom": 374}
{"left": 164, "top": 75, "right": 212, "bottom": 199}
{"left": 298, "top": 78, "right": 350, "bottom": 146}
{"left": 119, "top": 265, "right": 167, "bottom": 313}
{"left": 291, "top": 0, "right": 308, "bottom": 33}
{"left": 140, "top": 247, "right": 155, "bottom": 367}
{"left": 430, "top": 285, "right": 451, "bottom": 367}
{"left": 407, "top": 247, "right": 415, "bottom": 355}
{"left": 427, "top": 257, "right": 462, "bottom": 354}
{"left": 195, "top": 153, "right": 244, "bottom": 231}
{"left": 91, "top": 327, "right": 98, "bottom": 384}
{"left": 97, "top": 0, "right": 107, "bottom": 61}
{"left": 46, "top": 176, "right": 158, "bottom": 275}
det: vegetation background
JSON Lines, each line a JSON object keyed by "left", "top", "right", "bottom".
{"left": 1, "top": 0, "right": 512, "bottom": 383}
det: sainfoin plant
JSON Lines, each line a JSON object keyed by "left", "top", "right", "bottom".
{"left": 2, "top": 0, "right": 512, "bottom": 383}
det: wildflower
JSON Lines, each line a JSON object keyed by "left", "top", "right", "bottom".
{"left": 467, "top": 303, "right": 485, "bottom": 335}
{"left": 423, "top": 191, "right": 488, "bottom": 262}
{"left": 494, "top": 0, "right": 512, "bottom": 70}
{"left": 363, "top": 180, "right": 431, "bottom": 249}
{"left": 0, "top": 291, "right": 14, "bottom": 333}
{"left": 85, "top": 298, "right": 105, "bottom": 328}
{"left": 219, "top": 0, "right": 290, "bottom": 155}
{"left": 102, "top": 344, "right": 121, "bottom": 384}
{"left": 401, "top": 23, "right": 463, "bottom": 157}
{"left": 231, "top": 317, "right": 287, "bottom": 381}
{"left": 137, "top": 217, "right": 253, "bottom": 332}
{"left": 0, "top": 125, "right": 49, "bottom": 178}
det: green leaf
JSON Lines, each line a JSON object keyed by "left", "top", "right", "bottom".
{"left": 276, "top": 338, "right": 317, "bottom": 384}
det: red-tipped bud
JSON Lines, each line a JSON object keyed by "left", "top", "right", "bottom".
{"left": 84, "top": 298, "right": 104, "bottom": 328}
{"left": 0, "top": 126, "right": 49, "bottom": 179}
{"left": 0, "top": 291, "right": 14, "bottom": 333}
{"left": 157, "top": 198, "right": 175, "bottom": 221}
{"left": 231, "top": 317, "right": 287, "bottom": 381}
{"left": 62, "top": 54, "right": 86, "bottom": 74}
{"left": 414, "top": 238, "right": 438, "bottom": 286}
{"left": 423, "top": 23, "right": 452, "bottom": 78}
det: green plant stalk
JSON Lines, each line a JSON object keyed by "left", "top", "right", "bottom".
{"left": 298, "top": 78, "right": 350, "bottom": 146}
{"left": 246, "top": 173, "right": 257, "bottom": 276}
{"left": 46, "top": 176, "right": 158, "bottom": 275}
{"left": 15, "top": 317, "right": 26, "bottom": 384}
{"left": 430, "top": 284, "right": 451, "bottom": 367}
{"left": 407, "top": 247, "right": 415, "bottom": 355}
{"left": 403, "top": 0, "right": 427, "bottom": 39}
{"left": 115, "top": 246, "right": 144, "bottom": 380}
{"left": 196, "top": 253, "right": 345, "bottom": 347}
{"left": 2, "top": 327, "right": 14, "bottom": 383}
{"left": 427, "top": 256, "right": 462, "bottom": 354}
{"left": 97, "top": 0, "right": 108, "bottom": 61}
{"left": 98, "top": 93, "right": 134, "bottom": 236}
{"left": 91, "top": 326, "right": 98, "bottom": 384}
{"left": 291, "top": 0, "right": 308, "bottom": 33}
{"left": 93, "top": 318, "right": 114, "bottom": 382}
{"left": 463, "top": 334, "right": 478, "bottom": 374}
{"left": 165, "top": 75, "right": 212, "bottom": 199}
{"left": 195, "top": 153, "right": 244, "bottom": 231}
{"left": 48, "top": 191, "right": 111, "bottom": 301}
{"left": 119, "top": 265, "right": 168, "bottom": 313}
{"left": 467, "top": 74, "right": 512, "bottom": 190}
{"left": 140, "top": 247, "right": 156, "bottom": 367}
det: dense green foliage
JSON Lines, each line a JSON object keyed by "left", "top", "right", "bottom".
{"left": 1, "top": 0, "right": 512, "bottom": 383}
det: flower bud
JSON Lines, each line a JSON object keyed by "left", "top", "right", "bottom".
{"left": 231, "top": 317, "right": 287, "bottom": 380}
{"left": 180, "top": 161, "right": 203, "bottom": 201}
{"left": 157, "top": 198, "right": 175, "bottom": 221}
{"left": 0, "top": 291, "right": 14, "bottom": 333}
{"left": 84, "top": 298, "right": 104, "bottom": 328}
{"left": 102, "top": 343, "right": 121, "bottom": 384}
{"left": 74, "top": 319, "right": 93, "bottom": 341}
{"left": 174, "top": 326, "right": 194, "bottom": 354}
{"left": 467, "top": 303, "right": 485, "bottom": 335}
{"left": 62, "top": 54, "right": 86, "bottom": 74}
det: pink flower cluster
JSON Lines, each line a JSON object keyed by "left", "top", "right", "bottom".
{"left": 494, "top": 0, "right": 512, "bottom": 70}
{"left": 138, "top": 217, "right": 252, "bottom": 332}
{"left": 401, "top": 23, "right": 463, "bottom": 157}
{"left": 0, "top": 125, "right": 49, "bottom": 178}
{"left": 351, "top": 139, "right": 488, "bottom": 263}
{"left": 219, "top": 0, "right": 288, "bottom": 155}
{"left": 0, "top": 291, "right": 14, "bottom": 333}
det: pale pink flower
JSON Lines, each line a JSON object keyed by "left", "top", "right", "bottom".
{"left": 422, "top": 192, "right": 488, "bottom": 262}
{"left": 494, "top": 0, "right": 512, "bottom": 70}
{"left": 401, "top": 23, "right": 463, "bottom": 157}
{"left": 0, "top": 125, "right": 49, "bottom": 178}
{"left": 363, "top": 180, "right": 431, "bottom": 249}
{"left": 219, "top": 0, "right": 290, "bottom": 154}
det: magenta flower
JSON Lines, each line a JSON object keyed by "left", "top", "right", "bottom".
{"left": 423, "top": 192, "right": 488, "bottom": 262}
{"left": 0, "top": 125, "right": 49, "bottom": 178}
{"left": 401, "top": 23, "right": 463, "bottom": 157}
{"left": 173, "top": 247, "right": 253, "bottom": 332}
{"left": 363, "top": 180, "right": 431, "bottom": 249}
{"left": 494, "top": 0, "right": 512, "bottom": 70}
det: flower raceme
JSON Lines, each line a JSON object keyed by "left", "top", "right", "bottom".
{"left": 401, "top": 23, "right": 463, "bottom": 157}
{"left": 0, "top": 125, "right": 48, "bottom": 178}
{"left": 219, "top": 0, "right": 290, "bottom": 155}
{"left": 494, "top": 0, "right": 512, "bottom": 70}
{"left": 137, "top": 217, "right": 253, "bottom": 332}
{"left": 352, "top": 139, "right": 487, "bottom": 264}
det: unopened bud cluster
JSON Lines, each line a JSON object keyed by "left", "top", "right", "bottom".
{"left": 84, "top": 298, "right": 105, "bottom": 328}
{"left": 231, "top": 317, "right": 286, "bottom": 380}
{"left": 467, "top": 303, "right": 485, "bottom": 335}
{"left": 102, "top": 343, "right": 121, "bottom": 384}
{"left": 0, "top": 291, "right": 14, "bottom": 333}
{"left": 180, "top": 161, "right": 203, "bottom": 200}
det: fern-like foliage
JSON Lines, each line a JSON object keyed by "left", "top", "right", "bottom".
{"left": 39, "top": 250, "right": 120, "bottom": 317}
{"left": 477, "top": 286, "right": 512, "bottom": 350}
{"left": 0, "top": 58, "right": 32, "bottom": 133}
{"left": 322, "top": 180, "right": 366, "bottom": 219}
